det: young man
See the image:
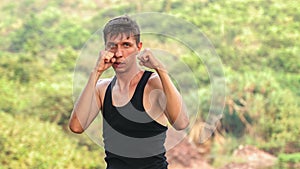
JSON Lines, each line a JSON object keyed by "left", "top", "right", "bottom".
{"left": 69, "top": 15, "right": 189, "bottom": 169}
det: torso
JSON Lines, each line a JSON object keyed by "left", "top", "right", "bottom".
{"left": 101, "top": 71, "right": 168, "bottom": 167}
{"left": 96, "top": 71, "right": 168, "bottom": 127}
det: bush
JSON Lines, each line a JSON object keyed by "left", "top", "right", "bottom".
{"left": 279, "top": 153, "right": 300, "bottom": 163}
{"left": 0, "top": 112, "right": 105, "bottom": 169}
{"left": 224, "top": 68, "right": 300, "bottom": 153}
{"left": 277, "top": 153, "right": 300, "bottom": 169}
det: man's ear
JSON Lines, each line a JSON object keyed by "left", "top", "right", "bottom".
{"left": 137, "top": 42, "right": 143, "bottom": 51}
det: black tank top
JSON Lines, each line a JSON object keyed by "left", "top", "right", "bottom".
{"left": 102, "top": 71, "right": 168, "bottom": 169}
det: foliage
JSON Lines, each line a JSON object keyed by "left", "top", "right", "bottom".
{"left": 279, "top": 153, "right": 300, "bottom": 163}
{"left": 0, "top": 0, "right": 299, "bottom": 168}
{"left": 0, "top": 112, "right": 105, "bottom": 169}
{"left": 169, "top": 0, "right": 300, "bottom": 74}
{"left": 277, "top": 153, "right": 300, "bottom": 169}
{"left": 0, "top": 1, "right": 87, "bottom": 127}
{"left": 223, "top": 68, "right": 300, "bottom": 152}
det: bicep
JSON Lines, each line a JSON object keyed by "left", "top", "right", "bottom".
{"left": 157, "top": 90, "right": 166, "bottom": 112}
{"left": 148, "top": 75, "right": 167, "bottom": 113}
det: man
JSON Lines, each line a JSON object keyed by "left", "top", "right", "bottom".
{"left": 69, "top": 15, "right": 189, "bottom": 169}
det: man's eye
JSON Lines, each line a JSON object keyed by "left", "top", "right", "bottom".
{"left": 107, "top": 44, "right": 116, "bottom": 49}
{"left": 123, "top": 43, "right": 131, "bottom": 47}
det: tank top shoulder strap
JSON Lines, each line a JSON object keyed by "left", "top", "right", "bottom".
{"left": 105, "top": 76, "right": 116, "bottom": 101}
{"left": 131, "top": 70, "right": 153, "bottom": 109}
{"left": 104, "top": 71, "right": 153, "bottom": 111}
{"left": 136, "top": 70, "right": 153, "bottom": 92}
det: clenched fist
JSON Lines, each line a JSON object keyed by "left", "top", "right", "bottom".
{"left": 137, "top": 48, "right": 166, "bottom": 71}
{"left": 94, "top": 51, "right": 116, "bottom": 73}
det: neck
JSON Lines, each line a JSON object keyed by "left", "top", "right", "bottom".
{"left": 115, "top": 66, "right": 143, "bottom": 90}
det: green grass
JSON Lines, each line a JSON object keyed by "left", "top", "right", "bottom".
{"left": 0, "top": 112, "right": 105, "bottom": 169}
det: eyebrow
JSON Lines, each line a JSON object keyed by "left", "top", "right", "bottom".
{"left": 106, "top": 41, "right": 134, "bottom": 45}
{"left": 106, "top": 42, "right": 117, "bottom": 46}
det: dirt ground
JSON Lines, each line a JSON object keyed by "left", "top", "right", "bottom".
{"left": 220, "top": 145, "right": 277, "bottom": 169}
{"left": 166, "top": 128, "right": 214, "bottom": 169}
{"left": 166, "top": 129, "right": 277, "bottom": 169}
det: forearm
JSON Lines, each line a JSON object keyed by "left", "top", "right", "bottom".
{"left": 137, "top": 48, "right": 189, "bottom": 129}
{"left": 156, "top": 68, "right": 189, "bottom": 130}
{"left": 69, "top": 71, "right": 102, "bottom": 133}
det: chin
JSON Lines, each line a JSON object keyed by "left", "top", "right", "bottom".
{"left": 114, "top": 68, "right": 127, "bottom": 74}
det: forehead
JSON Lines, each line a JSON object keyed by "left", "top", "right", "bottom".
{"left": 106, "top": 33, "right": 136, "bottom": 43}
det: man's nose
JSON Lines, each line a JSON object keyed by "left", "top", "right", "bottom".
{"left": 115, "top": 47, "right": 123, "bottom": 58}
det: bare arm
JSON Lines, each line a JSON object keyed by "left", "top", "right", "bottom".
{"left": 69, "top": 51, "right": 115, "bottom": 133}
{"left": 156, "top": 69, "right": 189, "bottom": 130}
{"left": 69, "top": 72, "right": 102, "bottom": 133}
{"left": 138, "top": 49, "right": 189, "bottom": 130}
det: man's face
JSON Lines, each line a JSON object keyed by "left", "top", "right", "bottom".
{"left": 105, "top": 33, "right": 142, "bottom": 72}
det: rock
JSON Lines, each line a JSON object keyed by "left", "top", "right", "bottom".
{"left": 220, "top": 145, "right": 277, "bottom": 169}
{"left": 166, "top": 128, "right": 214, "bottom": 169}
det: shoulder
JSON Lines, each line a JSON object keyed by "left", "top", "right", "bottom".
{"left": 147, "top": 72, "right": 162, "bottom": 90}
{"left": 95, "top": 77, "right": 113, "bottom": 93}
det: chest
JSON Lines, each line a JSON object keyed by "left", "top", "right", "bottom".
{"left": 111, "top": 85, "right": 137, "bottom": 107}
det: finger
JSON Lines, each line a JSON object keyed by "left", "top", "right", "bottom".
{"left": 104, "top": 51, "right": 114, "bottom": 63}
{"left": 100, "top": 51, "right": 109, "bottom": 62}
{"left": 111, "top": 57, "right": 116, "bottom": 63}
{"left": 137, "top": 52, "right": 149, "bottom": 62}
{"left": 137, "top": 54, "right": 142, "bottom": 61}
{"left": 137, "top": 51, "right": 143, "bottom": 60}
{"left": 139, "top": 61, "right": 144, "bottom": 66}
{"left": 137, "top": 49, "right": 147, "bottom": 57}
{"left": 143, "top": 55, "right": 149, "bottom": 61}
{"left": 97, "top": 51, "right": 106, "bottom": 65}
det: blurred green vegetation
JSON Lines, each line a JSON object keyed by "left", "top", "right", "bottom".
{"left": 0, "top": 0, "right": 299, "bottom": 168}
{"left": 0, "top": 111, "right": 104, "bottom": 169}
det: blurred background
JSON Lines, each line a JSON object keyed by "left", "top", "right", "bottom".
{"left": 0, "top": 0, "right": 299, "bottom": 168}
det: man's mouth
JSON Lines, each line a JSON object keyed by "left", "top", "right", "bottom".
{"left": 113, "top": 62, "right": 124, "bottom": 68}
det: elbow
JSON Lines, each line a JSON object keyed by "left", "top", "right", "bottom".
{"left": 69, "top": 122, "right": 84, "bottom": 134}
{"left": 168, "top": 110, "right": 190, "bottom": 130}
{"left": 69, "top": 125, "right": 84, "bottom": 134}
{"left": 69, "top": 113, "right": 85, "bottom": 134}
{"left": 173, "top": 119, "right": 190, "bottom": 131}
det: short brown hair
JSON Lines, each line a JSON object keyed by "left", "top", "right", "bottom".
{"left": 103, "top": 15, "right": 140, "bottom": 46}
